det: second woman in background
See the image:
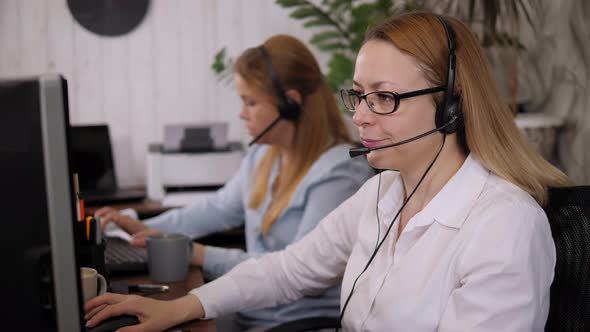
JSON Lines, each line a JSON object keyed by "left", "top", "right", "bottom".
{"left": 95, "top": 34, "right": 374, "bottom": 330}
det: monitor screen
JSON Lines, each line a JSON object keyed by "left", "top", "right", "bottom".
{"left": 0, "top": 74, "right": 83, "bottom": 331}
{"left": 69, "top": 125, "right": 118, "bottom": 193}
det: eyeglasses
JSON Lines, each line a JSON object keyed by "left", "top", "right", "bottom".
{"left": 340, "top": 86, "right": 446, "bottom": 115}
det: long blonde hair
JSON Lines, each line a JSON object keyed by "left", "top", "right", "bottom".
{"left": 235, "top": 35, "right": 352, "bottom": 234}
{"left": 365, "top": 12, "right": 571, "bottom": 206}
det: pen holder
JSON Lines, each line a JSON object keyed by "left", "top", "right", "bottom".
{"left": 75, "top": 220, "right": 109, "bottom": 284}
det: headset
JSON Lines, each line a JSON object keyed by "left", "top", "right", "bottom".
{"left": 257, "top": 45, "right": 302, "bottom": 121}
{"left": 435, "top": 15, "right": 463, "bottom": 134}
{"left": 337, "top": 15, "right": 463, "bottom": 330}
{"left": 248, "top": 46, "right": 302, "bottom": 146}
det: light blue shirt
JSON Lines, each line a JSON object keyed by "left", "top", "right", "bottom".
{"left": 144, "top": 143, "right": 375, "bottom": 327}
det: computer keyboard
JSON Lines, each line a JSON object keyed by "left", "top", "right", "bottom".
{"left": 104, "top": 237, "right": 148, "bottom": 273}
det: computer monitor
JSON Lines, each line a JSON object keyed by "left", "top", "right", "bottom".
{"left": 69, "top": 125, "right": 145, "bottom": 205}
{"left": 70, "top": 125, "right": 117, "bottom": 193}
{"left": 0, "top": 74, "right": 83, "bottom": 331}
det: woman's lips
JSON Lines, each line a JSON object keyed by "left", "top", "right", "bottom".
{"left": 244, "top": 125, "right": 255, "bottom": 135}
{"left": 361, "top": 138, "right": 388, "bottom": 149}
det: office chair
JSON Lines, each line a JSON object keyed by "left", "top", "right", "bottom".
{"left": 544, "top": 185, "right": 590, "bottom": 332}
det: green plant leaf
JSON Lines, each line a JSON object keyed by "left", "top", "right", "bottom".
{"left": 211, "top": 47, "right": 228, "bottom": 74}
{"left": 290, "top": 7, "right": 320, "bottom": 19}
{"left": 328, "top": 0, "right": 352, "bottom": 10}
{"left": 310, "top": 31, "right": 342, "bottom": 45}
{"left": 375, "top": 0, "right": 394, "bottom": 11}
{"left": 303, "top": 16, "right": 334, "bottom": 28}
{"left": 326, "top": 53, "right": 355, "bottom": 91}
{"left": 346, "top": 2, "right": 394, "bottom": 52}
{"left": 329, "top": 0, "right": 353, "bottom": 14}
{"left": 349, "top": 3, "right": 384, "bottom": 34}
{"left": 275, "top": 0, "right": 304, "bottom": 8}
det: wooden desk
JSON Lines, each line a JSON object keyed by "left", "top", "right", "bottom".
{"left": 112, "top": 266, "right": 216, "bottom": 331}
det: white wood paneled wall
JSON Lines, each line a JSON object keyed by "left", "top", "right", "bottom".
{"left": 0, "top": 0, "right": 327, "bottom": 187}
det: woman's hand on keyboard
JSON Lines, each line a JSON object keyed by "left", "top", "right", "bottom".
{"left": 130, "top": 229, "right": 162, "bottom": 247}
{"left": 96, "top": 207, "right": 149, "bottom": 234}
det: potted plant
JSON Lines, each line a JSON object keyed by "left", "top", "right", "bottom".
{"left": 212, "top": 0, "right": 542, "bottom": 113}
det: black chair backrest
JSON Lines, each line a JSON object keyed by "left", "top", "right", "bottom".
{"left": 545, "top": 186, "right": 590, "bottom": 332}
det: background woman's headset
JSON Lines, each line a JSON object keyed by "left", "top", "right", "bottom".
{"left": 257, "top": 45, "right": 301, "bottom": 121}
{"left": 248, "top": 46, "right": 302, "bottom": 146}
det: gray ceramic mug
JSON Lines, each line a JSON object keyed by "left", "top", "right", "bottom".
{"left": 146, "top": 233, "right": 194, "bottom": 283}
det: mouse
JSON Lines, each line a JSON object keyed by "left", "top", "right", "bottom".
{"left": 86, "top": 314, "right": 140, "bottom": 332}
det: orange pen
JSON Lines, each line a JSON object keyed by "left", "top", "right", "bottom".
{"left": 85, "top": 216, "right": 92, "bottom": 241}
{"left": 79, "top": 198, "right": 85, "bottom": 220}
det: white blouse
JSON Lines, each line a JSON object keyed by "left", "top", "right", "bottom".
{"left": 192, "top": 154, "right": 555, "bottom": 331}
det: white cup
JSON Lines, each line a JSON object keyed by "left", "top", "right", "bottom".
{"left": 80, "top": 267, "right": 107, "bottom": 303}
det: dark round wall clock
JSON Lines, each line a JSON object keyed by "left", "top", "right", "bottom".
{"left": 67, "top": 0, "right": 150, "bottom": 37}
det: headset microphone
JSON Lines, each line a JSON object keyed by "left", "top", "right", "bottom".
{"left": 349, "top": 115, "right": 458, "bottom": 158}
{"left": 248, "top": 115, "right": 282, "bottom": 146}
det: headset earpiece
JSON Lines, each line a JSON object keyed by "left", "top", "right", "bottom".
{"left": 279, "top": 95, "right": 301, "bottom": 121}
{"left": 435, "top": 16, "right": 463, "bottom": 134}
{"left": 436, "top": 95, "right": 462, "bottom": 134}
{"left": 257, "top": 46, "right": 301, "bottom": 122}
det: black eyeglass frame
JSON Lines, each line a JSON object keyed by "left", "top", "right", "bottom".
{"left": 340, "top": 86, "right": 446, "bottom": 115}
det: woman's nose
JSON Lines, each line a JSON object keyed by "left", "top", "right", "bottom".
{"left": 352, "top": 100, "right": 374, "bottom": 128}
{"left": 239, "top": 105, "right": 248, "bottom": 120}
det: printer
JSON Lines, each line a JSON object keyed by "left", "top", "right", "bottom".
{"left": 146, "top": 123, "right": 244, "bottom": 202}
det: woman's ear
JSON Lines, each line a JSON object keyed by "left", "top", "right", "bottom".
{"left": 285, "top": 89, "right": 302, "bottom": 105}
